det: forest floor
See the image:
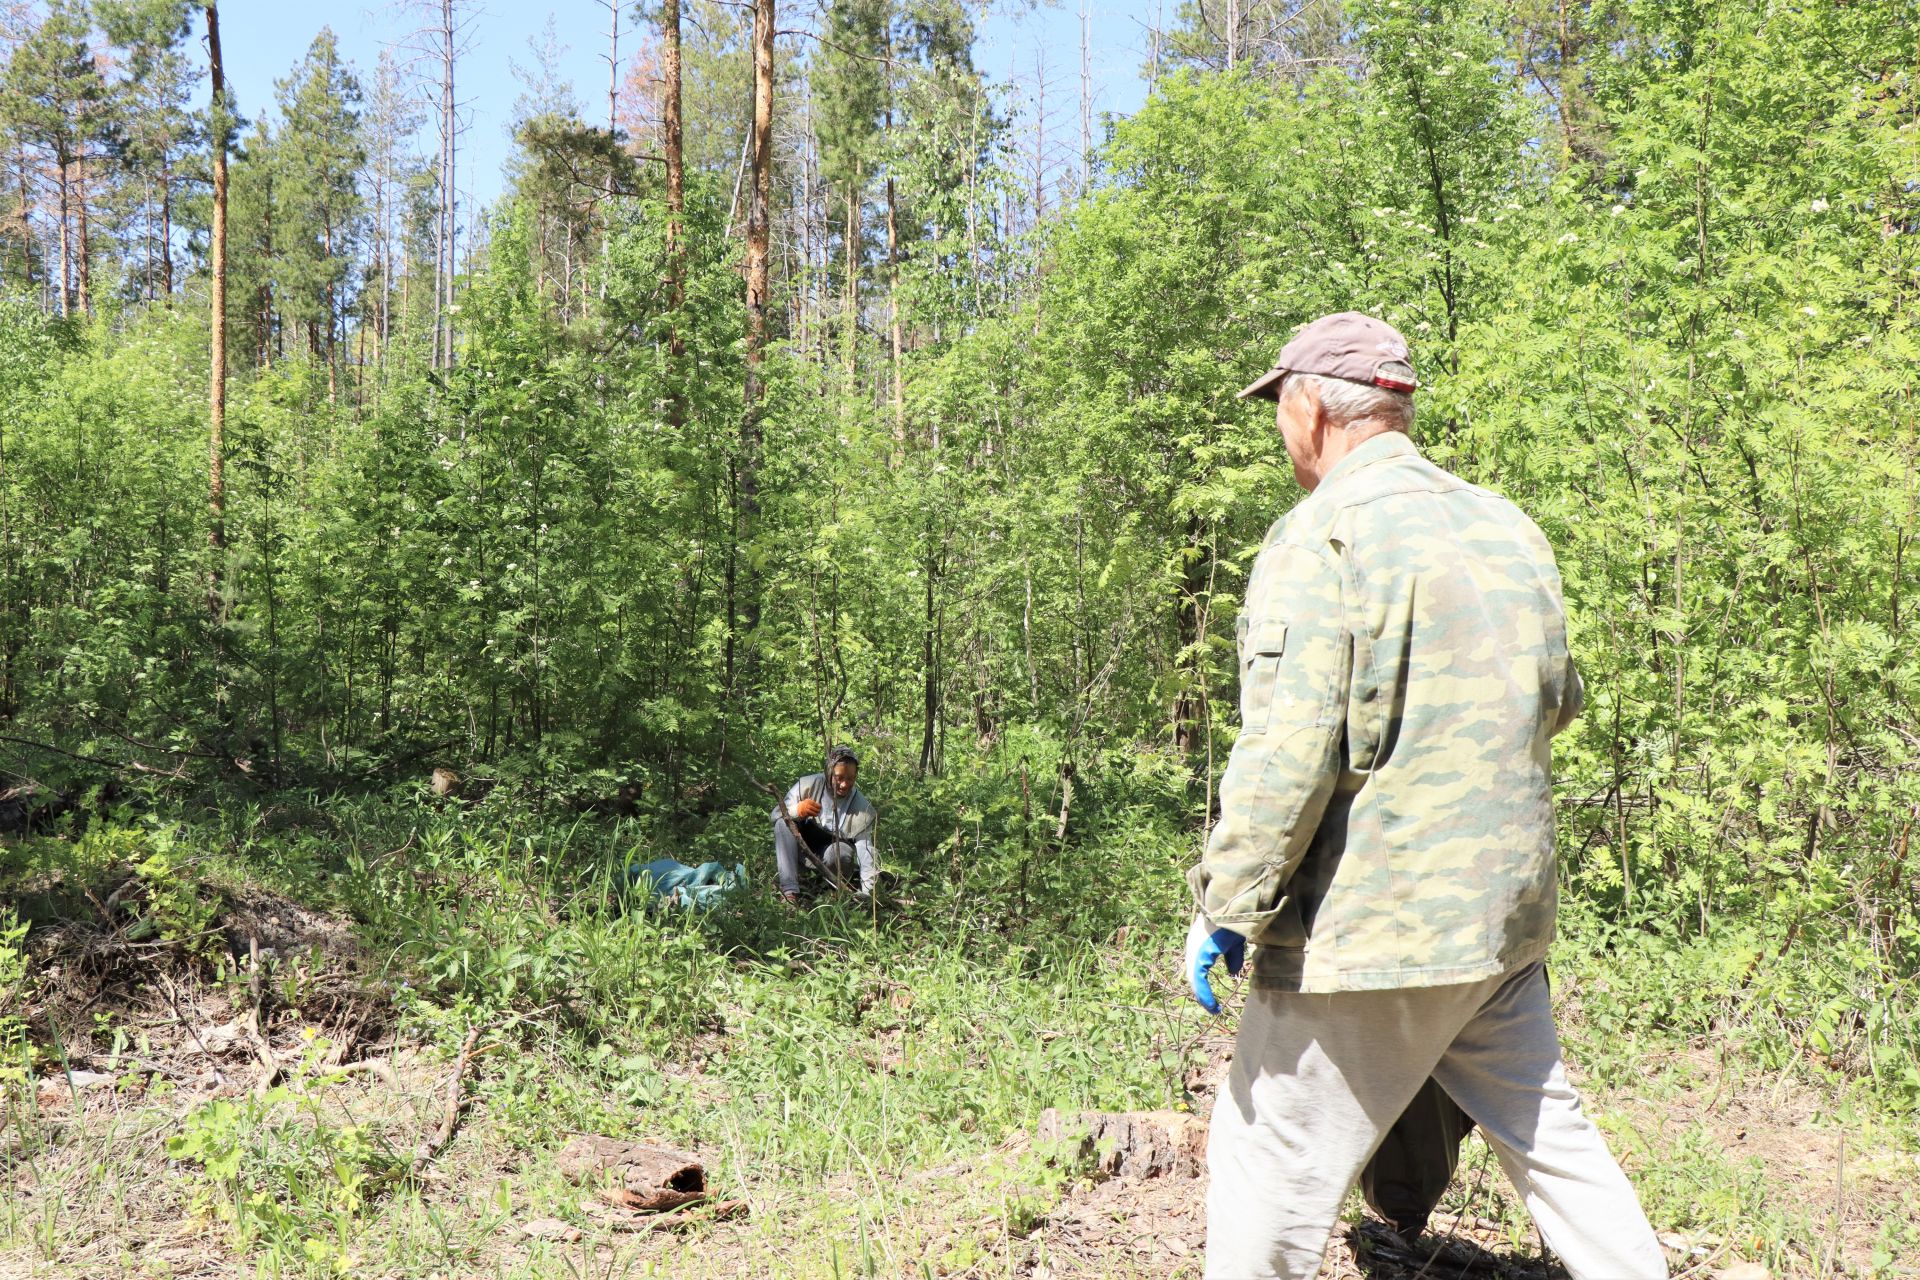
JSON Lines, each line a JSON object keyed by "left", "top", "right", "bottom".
{"left": 5, "top": 975, "right": 1914, "bottom": 1280}
{"left": 3, "top": 808, "right": 1917, "bottom": 1280}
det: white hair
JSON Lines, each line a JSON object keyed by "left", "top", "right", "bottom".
{"left": 1282, "top": 367, "right": 1416, "bottom": 434}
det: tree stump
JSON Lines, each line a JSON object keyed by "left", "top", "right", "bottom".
{"left": 1034, "top": 1108, "right": 1208, "bottom": 1181}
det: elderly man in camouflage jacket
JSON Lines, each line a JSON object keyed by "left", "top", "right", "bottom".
{"left": 1186, "top": 313, "right": 1667, "bottom": 1279}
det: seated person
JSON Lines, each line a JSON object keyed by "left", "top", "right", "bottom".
{"left": 774, "top": 746, "right": 878, "bottom": 899}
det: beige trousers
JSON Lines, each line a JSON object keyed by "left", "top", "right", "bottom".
{"left": 1205, "top": 962, "right": 1668, "bottom": 1280}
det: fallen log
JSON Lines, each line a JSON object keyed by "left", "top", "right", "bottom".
{"left": 556, "top": 1136, "right": 709, "bottom": 1212}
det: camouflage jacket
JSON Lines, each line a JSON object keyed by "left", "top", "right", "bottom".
{"left": 1187, "top": 432, "right": 1583, "bottom": 992}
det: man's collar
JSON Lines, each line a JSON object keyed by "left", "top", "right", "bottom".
{"left": 1315, "top": 430, "right": 1419, "bottom": 491}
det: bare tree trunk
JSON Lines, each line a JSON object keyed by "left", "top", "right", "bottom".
{"left": 1030, "top": 52, "right": 1046, "bottom": 229}
{"left": 74, "top": 157, "right": 90, "bottom": 317}
{"left": 919, "top": 542, "right": 939, "bottom": 775}
{"left": 207, "top": 1, "right": 229, "bottom": 622}
{"left": 373, "top": 145, "right": 388, "bottom": 384}
{"left": 887, "top": 173, "right": 901, "bottom": 442}
{"left": 886, "top": 32, "right": 903, "bottom": 446}
{"left": 605, "top": 0, "right": 619, "bottom": 133}
{"left": 662, "top": 0, "right": 685, "bottom": 426}
{"left": 55, "top": 156, "right": 70, "bottom": 318}
{"left": 800, "top": 91, "right": 819, "bottom": 356}
{"left": 1079, "top": 0, "right": 1091, "bottom": 191}
{"left": 1149, "top": 0, "right": 1162, "bottom": 91}
{"left": 142, "top": 175, "right": 154, "bottom": 302}
{"left": 737, "top": 0, "right": 774, "bottom": 685}
{"left": 324, "top": 219, "right": 337, "bottom": 403}
{"left": 12, "top": 141, "right": 31, "bottom": 295}
{"left": 598, "top": 0, "right": 620, "bottom": 302}
{"left": 160, "top": 156, "right": 174, "bottom": 299}
{"left": 436, "top": 0, "right": 457, "bottom": 370}
{"left": 258, "top": 184, "right": 274, "bottom": 368}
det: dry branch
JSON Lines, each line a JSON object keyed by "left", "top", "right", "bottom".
{"left": 735, "top": 766, "right": 855, "bottom": 893}
{"left": 411, "top": 1023, "right": 483, "bottom": 1176}
{"left": 156, "top": 973, "right": 230, "bottom": 1090}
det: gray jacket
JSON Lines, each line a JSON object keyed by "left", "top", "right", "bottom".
{"left": 778, "top": 773, "right": 878, "bottom": 860}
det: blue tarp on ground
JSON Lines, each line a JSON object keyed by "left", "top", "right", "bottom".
{"left": 624, "top": 858, "right": 748, "bottom": 909}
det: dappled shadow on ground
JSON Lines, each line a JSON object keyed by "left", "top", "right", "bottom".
{"left": 1342, "top": 1218, "right": 1569, "bottom": 1280}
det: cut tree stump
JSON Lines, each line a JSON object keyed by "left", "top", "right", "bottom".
{"left": 1034, "top": 1108, "right": 1207, "bottom": 1181}
{"left": 555, "top": 1136, "right": 709, "bottom": 1212}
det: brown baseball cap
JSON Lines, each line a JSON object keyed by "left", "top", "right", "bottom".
{"left": 1237, "top": 311, "right": 1419, "bottom": 401}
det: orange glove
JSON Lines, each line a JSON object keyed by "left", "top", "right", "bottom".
{"left": 792, "top": 797, "right": 822, "bottom": 820}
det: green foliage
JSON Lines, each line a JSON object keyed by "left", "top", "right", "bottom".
{"left": 2, "top": 821, "right": 225, "bottom": 961}
{"left": 0, "top": 906, "right": 28, "bottom": 1086}
{"left": 0, "top": 0, "right": 1915, "bottom": 1146}
{"left": 167, "top": 1069, "right": 408, "bottom": 1274}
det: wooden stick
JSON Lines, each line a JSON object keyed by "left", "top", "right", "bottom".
{"left": 595, "top": 1198, "right": 749, "bottom": 1232}
{"left": 647, "top": 1198, "right": 747, "bottom": 1231}
{"left": 77, "top": 1051, "right": 191, "bottom": 1081}
{"left": 244, "top": 934, "right": 283, "bottom": 1099}
{"left": 411, "top": 1024, "right": 483, "bottom": 1176}
{"left": 156, "top": 973, "right": 230, "bottom": 1090}
{"left": 326, "top": 1057, "right": 399, "bottom": 1087}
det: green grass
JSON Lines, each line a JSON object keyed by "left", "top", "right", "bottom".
{"left": 0, "top": 777, "right": 1201, "bottom": 1277}
{"left": 3, "top": 774, "right": 1918, "bottom": 1277}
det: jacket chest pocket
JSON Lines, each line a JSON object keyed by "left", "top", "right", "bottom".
{"left": 1236, "top": 615, "right": 1289, "bottom": 736}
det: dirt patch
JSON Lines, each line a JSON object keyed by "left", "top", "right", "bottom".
{"left": 1603, "top": 1046, "right": 1918, "bottom": 1277}
{"left": 218, "top": 886, "right": 363, "bottom": 967}
{"left": 1019, "top": 1040, "right": 1915, "bottom": 1279}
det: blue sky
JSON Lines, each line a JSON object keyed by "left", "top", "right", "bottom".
{"left": 217, "top": 0, "right": 1158, "bottom": 211}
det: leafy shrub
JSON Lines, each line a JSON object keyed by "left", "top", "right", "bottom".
{"left": 0, "top": 908, "right": 29, "bottom": 1085}
{"left": 167, "top": 1077, "right": 407, "bottom": 1274}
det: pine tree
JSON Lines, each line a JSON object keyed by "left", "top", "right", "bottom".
{"left": 813, "top": 0, "right": 887, "bottom": 384}
{"left": 362, "top": 50, "right": 423, "bottom": 384}
{"left": 224, "top": 118, "right": 279, "bottom": 368}
{"left": 96, "top": 0, "right": 201, "bottom": 302}
{"left": 272, "top": 28, "right": 366, "bottom": 403}
{"left": 1, "top": 0, "right": 113, "bottom": 316}
{"left": 204, "top": 0, "right": 227, "bottom": 622}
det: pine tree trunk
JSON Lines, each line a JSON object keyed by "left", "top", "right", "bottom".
{"left": 843, "top": 190, "right": 858, "bottom": 386}
{"left": 663, "top": 0, "right": 685, "bottom": 423}
{"left": 142, "top": 176, "right": 155, "bottom": 302}
{"left": 736, "top": 0, "right": 774, "bottom": 688}
{"left": 12, "top": 142, "right": 31, "bottom": 294}
{"left": 259, "top": 185, "right": 274, "bottom": 368}
{"left": 886, "top": 37, "right": 903, "bottom": 446}
{"left": 160, "top": 156, "right": 174, "bottom": 299}
{"left": 55, "top": 156, "right": 70, "bottom": 319}
{"left": 207, "top": 1, "right": 229, "bottom": 623}
{"left": 74, "top": 158, "right": 90, "bottom": 317}
{"left": 919, "top": 541, "right": 940, "bottom": 776}
{"left": 324, "top": 219, "right": 337, "bottom": 404}
{"left": 887, "top": 179, "right": 901, "bottom": 441}
{"left": 437, "top": 0, "right": 456, "bottom": 370}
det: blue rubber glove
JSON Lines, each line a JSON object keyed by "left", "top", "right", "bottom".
{"left": 1185, "top": 915, "right": 1246, "bottom": 1015}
